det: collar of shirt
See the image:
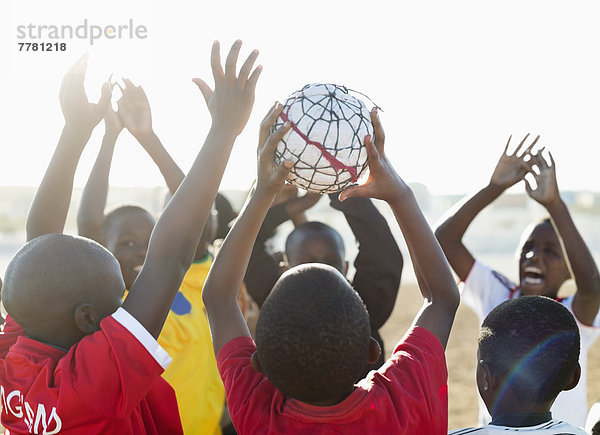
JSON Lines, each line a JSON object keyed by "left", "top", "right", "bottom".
{"left": 490, "top": 412, "right": 552, "bottom": 427}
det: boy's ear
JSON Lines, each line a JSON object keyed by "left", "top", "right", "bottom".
{"left": 563, "top": 362, "right": 581, "bottom": 391}
{"left": 251, "top": 351, "right": 264, "bottom": 373}
{"left": 74, "top": 302, "right": 97, "bottom": 335}
{"left": 366, "top": 337, "right": 381, "bottom": 364}
{"left": 477, "top": 358, "right": 497, "bottom": 415}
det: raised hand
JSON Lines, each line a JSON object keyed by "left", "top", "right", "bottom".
{"left": 117, "top": 79, "right": 153, "bottom": 139}
{"left": 104, "top": 90, "right": 123, "bottom": 136}
{"left": 489, "top": 133, "right": 539, "bottom": 189}
{"left": 59, "top": 53, "right": 110, "bottom": 134}
{"left": 339, "top": 108, "right": 405, "bottom": 204}
{"left": 255, "top": 103, "right": 293, "bottom": 197}
{"left": 273, "top": 185, "right": 301, "bottom": 206}
{"left": 192, "top": 40, "right": 261, "bottom": 136}
{"left": 522, "top": 150, "right": 560, "bottom": 207}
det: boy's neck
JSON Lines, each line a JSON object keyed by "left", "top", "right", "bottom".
{"left": 490, "top": 412, "right": 552, "bottom": 427}
{"left": 489, "top": 390, "right": 553, "bottom": 425}
{"left": 299, "top": 386, "right": 356, "bottom": 407}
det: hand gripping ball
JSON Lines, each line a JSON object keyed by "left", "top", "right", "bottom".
{"left": 272, "top": 83, "right": 373, "bottom": 193}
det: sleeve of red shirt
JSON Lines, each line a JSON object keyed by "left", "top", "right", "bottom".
{"left": 60, "top": 307, "right": 173, "bottom": 419}
{"left": 378, "top": 326, "right": 448, "bottom": 432}
{"left": 217, "top": 336, "right": 273, "bottom": 430}
{"left": 0, "top": 316, "right": 25, "bottom": 358}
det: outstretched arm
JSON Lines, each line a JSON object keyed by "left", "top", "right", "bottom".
{"left": 434, "top": 134, "right": 539, "bottom": 280}
{"left": 123, "top": 40, "right": 261, "bottom": 338}
{"left": 27, "top": 54, "right": 110, "bottom": 242}
{"left": 118, "top": 80, "right": 185, "bottom": 195}
{"left": 340, "top": 108, "right": 459, "bottom": 348}
{"left": 203, "top": 104, "right": 292, "bottom": 356}
{"left": 523, "top": 151, "right": 600, "bottom": 325}
{"left": 329, "top": 193, "right": 402, "bottom": 331}
{"left": 77, "top": 103, "right": 123, "bottom": 242}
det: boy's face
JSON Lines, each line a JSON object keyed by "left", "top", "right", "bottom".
{"left": 286, "top": 232, "right": 346, "bottom": 275}
{"left": 518, "top": 221, "right": 570, "bottom": 297}
{"left": 103, "top": 211, "right": 155, "bottom": 289}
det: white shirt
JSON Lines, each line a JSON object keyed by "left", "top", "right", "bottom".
{"left": 460, "top": 261, "right": 600, "bottom": 428}
{"left": 586, "top": 400, "right": 600, "bottom": 433}
{"left": 449, "top": 419, "right": 587, "bottom": 434}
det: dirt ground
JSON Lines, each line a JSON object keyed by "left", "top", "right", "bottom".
{"left": 378, "top": 282, "right": 600, "bottom": 431}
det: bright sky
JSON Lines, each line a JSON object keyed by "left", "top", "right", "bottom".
{"left": 2, "top": 0, "right": 599, "bottom": 195}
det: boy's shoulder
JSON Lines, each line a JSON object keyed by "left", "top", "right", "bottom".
{"left": 217, "top": 328, "right": 449, "bottom": 433}
{"left": 374, "top": 326, "right": 447, "bottom": 398}
{"left": 0, "top": 308, "right": 180, "bottom": 433}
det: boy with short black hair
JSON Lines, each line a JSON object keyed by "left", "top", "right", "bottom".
{"left": 0, "top": 40, "right": 260, "bottom": 433}
{"left": 203, "top": 106, "right": 460, "bottom": 433}
{"left": 77, "top": 71, "right": 225, "bottom": 434}
{"left": 450, "top": 295, "right": 586, "bottom": 434}
{"left": 244, "top": 173, "right": 403, "bottom": 372}
{"left": 435, "top": 136, "right": 600, "bottom": 426}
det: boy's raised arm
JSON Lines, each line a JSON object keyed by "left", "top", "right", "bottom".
{"left": 124, "top": 40, "right": 261, "bottom": 339}
{"left": 77, "top": 104, "right": 123, "bottom": 242}
{"left": 203, "top": 104, "right": 292, "bottom": 356}
{"left": 434, "top": 135, "right": 538, "bottom": 280}
{"left": 27, "top": 54, "right": 110, "bottom": 242}
{"left": 523, "top": 152, "right": 600, "bottom": 326}
{"left": 117, "top": 80, "right": 185, "bottom": 195}
{"left": 340, "top": 108, "right": 459, "bottom": 348}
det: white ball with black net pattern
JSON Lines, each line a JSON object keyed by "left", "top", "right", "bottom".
{"left": 272, "top": 83, "right": 373, "bottom": 193}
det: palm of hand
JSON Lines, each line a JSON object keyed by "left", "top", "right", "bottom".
{"left": 60, "top": 85, "right": 103, "bottom": 132}
{"left": 193, "top": 41, "right": 261, "bottom": 137}
{"left": 528, "top": 167, "right": 559, "bottom": 205}
{"left": 490, "top": 155, "right": 525, "bottom": 188}
{"left": 207, "top": 85, "right": 253, "bottom": 136}
{"left": 120, "top": 97, "right": 152, "bottom": 136}
{"left": 59, "top": 55, "right": 109, "bottom": 132}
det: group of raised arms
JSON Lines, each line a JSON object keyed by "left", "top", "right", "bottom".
{"left": 0, "top": 40, "right": 599, "bottom": 435}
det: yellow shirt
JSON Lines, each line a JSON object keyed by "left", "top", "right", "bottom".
{"left": 126, "top": 256, "right": 224, "bottom": 434}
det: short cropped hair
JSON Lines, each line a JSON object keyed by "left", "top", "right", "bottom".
{"left": 255, "top": 264, "right": 370, "bottom": 403}
{"left": 2, "top": 233, "right": 121, "bottom": 335}
{"left": 101, "top": 205, "right": 154, "bottom": 243}
{"left": 479, "top": 296, "right": 580, "bottom": 405}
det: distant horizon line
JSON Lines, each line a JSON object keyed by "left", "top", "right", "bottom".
{"left": 0, "top": 184, "right": 599, "bottom": 197}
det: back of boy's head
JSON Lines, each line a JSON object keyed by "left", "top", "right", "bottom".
{"left": 285, "top": 222, "right": 346, "bottom": 273}
{"left": 255, "top": 263, "right": 370, "bottom": 404}
{"left": 2, "top": 234, "right": 125, "bottom": 344}
{"left": 101, "top": 205, "right": 154, "bottom": 243}
{"left": 479, "top": 296, "right": 580, "bottom": 406}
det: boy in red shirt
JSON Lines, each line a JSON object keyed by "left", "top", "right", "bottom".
{"left": 0, "top": 40, "right": 260, "bottom": 434}
{"left": 202, "top": 106, "right": 460, "bottom": 433}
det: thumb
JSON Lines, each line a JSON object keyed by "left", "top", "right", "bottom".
{"left": 339, "top": 184, "right": 366, "bottom": 202}
{"left": 274, "top": 160, "right": 293, "bottom": 183}
{"left": 192, "top": 78, "right": 213, "bottom": 104}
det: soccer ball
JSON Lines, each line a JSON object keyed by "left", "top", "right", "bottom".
{"left": 272, "top": 83, "right": 373, "bottom": 193}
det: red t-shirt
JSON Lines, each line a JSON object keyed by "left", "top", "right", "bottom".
{"left": 0, "top": 308, "right": 183, "bottom": 434}
{"left": 217, "top": 326, "right": 448, "bottom": 434}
